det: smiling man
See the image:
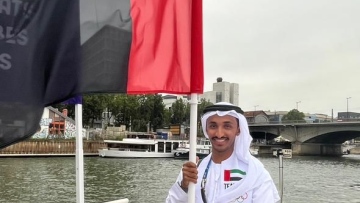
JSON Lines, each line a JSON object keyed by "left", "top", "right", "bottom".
{"left": 166, "top": 102, "right": 280, "bottom": 203}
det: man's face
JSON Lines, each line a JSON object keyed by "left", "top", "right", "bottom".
{"left": 206, "top": 114, "right": 240, "bottom": 154}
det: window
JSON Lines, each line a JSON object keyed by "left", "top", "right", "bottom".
{"left": 216, "top": 92, "right": 222, "bottom": 103}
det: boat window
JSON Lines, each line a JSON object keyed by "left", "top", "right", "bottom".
{"left": 166, "top": 142, "right": 172, "bottom": 153}
{"left": 158, "top": 142, "right": 164, "bottom": 153}
{"left": 173, "top": 142, "right": 179, "bottom": 150}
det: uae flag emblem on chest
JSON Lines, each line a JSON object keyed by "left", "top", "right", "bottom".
{"left": 224, "top": 169, "right": 246, "bottom": 181}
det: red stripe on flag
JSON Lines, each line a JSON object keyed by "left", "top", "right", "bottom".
{"left": 127, "top": 0, "right": 203, "bottom": 94}
{"left": 191, "top": 0, "right": 204, "bottom": 93}
{"left": 224, "top": 170, "right": 231, "bottom": 181}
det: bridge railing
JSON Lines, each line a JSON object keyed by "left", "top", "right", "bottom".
{"left": 248, "top": 120, "right": 307, "bottom": 125}
{"left": 248, "top": 119, "right": 360, "bottom": 125}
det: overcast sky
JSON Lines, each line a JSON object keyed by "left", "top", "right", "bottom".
{"left": 203, "top": 0, "right": 360, "bottom": 116}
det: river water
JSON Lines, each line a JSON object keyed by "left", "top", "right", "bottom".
{"left": 0, "top": 155, "right": 359, "bottom": 203}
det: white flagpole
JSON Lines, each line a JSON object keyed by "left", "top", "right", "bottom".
{"left": 75, "top": 103, "right": 85, "bottom": 203}
{"left": 188, "top": 93, "right": 198, "bottom": 203}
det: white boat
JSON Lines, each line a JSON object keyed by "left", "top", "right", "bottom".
{"left": 173, "top": 138, "right": 260, "bottom": 158}
{"left": 98, "top": 138, "right": 187, "bottom": 158}
{"left": 250, "top": 148, "right": 259, "bottom": 156}
{"left": 173, "top": 138, "right": 212, "bottom": 159}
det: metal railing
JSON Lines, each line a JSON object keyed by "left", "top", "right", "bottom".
{"left": 248, "top": 119, "right": 360, "bottom": 125}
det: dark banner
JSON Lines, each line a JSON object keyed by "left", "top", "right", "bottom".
{"left": 0, "top": 0, "right": 81, "bottom": 149}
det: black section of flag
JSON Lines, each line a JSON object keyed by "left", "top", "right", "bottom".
{"left": 80, "top": 25, "right": 131, "bottom": 94}
{"left": 230, "top": 177, "right": 242, "bottom": 181}
{"left": 79, "top": 0, "right": 132, "bottom": 94}
{"left": 0, "top": 0, "right": 81, "bottom": 149}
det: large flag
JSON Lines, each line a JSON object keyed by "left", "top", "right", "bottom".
{"left": 0, "top": 0, "right": 203, "bottom": 149}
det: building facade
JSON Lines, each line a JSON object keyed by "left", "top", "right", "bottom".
{"left": 162, "top": 95, "right": 190, "bottom": 109}
{"left": 32, "top": 107, "right": 86, "bottom": 139}
{"left": 337, "top": 112, "right": 360, "bottom": 121}
{"left": 200, "top": 77, "right": 239, "bottom": 106}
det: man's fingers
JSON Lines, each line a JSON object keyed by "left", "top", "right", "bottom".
{"left": 182, "top": 162, "right": 198, "bottom": 187}
{"left": 182, "top": 163, "right": 198, "bottom": 175}
{"left": 183, "top": 169, "right": 198, "bottom": 180}
{"left": 183, "top": 161, "right": 197, "bottom": 168}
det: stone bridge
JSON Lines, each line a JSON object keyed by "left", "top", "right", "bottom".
{"left": 248, "top": 122, "right": 360, "bottom": 156}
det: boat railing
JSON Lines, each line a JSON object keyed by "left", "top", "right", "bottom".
{"left": 109, "top": 148, "right": 151, "bottom": 152}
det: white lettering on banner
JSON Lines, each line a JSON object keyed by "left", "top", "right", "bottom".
{"left": 0, "top": 25, "right": 28, "bottom": 45}
{"left": 0, "top": 0, "right": 34, "bottom": 17}
{"left": 0, "top": 53, "right": 11, "bottom": 70}
{"left": 0, "top": 0, "right": 33, "bottom": 71}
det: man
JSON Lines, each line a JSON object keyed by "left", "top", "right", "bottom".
{"left": 166, "top": 102, "right": 280, "bottom": 203}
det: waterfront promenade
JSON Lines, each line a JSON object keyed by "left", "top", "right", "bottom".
{"left": 0, "top": 140, "right": 105, "bottom": 157}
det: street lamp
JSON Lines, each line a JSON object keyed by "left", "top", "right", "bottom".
{"left": 347, "top": 97, "right": 351, "bottom": 120}
{"left": 253, "top": 105, "right": 259, "bottom": 124}
{"left": 296, "top": 101, "right": 301, "bottom": 110}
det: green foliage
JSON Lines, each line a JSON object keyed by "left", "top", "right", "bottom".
{"left": 196, "top": 98, "right": 213, "bottom": 136}
{"left": 197, "top": 98, "right": 213, "bottom": 120}
{"left": 163, "top": 108, "right": 172, "bottom": 126}
{"left": 171, "top": 98, "right": 187, "bottom": 124}
{"left": 82, "top": 94, "right": 109, "bottom": 127}
{"left": 82, "top": 94, "right": 166, "bottom": 131}
{"left": 52, "top": 94, "right": 213, "bottom": 133}
{"left": 282, "top": 109, "right": 306, "bottom": 122}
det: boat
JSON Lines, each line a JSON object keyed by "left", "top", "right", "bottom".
{"left": 250, "top": 148, "right": 259, "bottom": 156}
{"left": 173, "top": 138, "right": 260, "bottom": 159}
{"left": 173, "top": 138, "right": 212, "bottom": 159}
{"left": 98, "top": 138, "right": 187, "bottom": 158}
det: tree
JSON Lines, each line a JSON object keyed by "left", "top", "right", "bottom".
{"left": 197, "top": 98, "right": 213, "bottom": 121}
{"left": 163, "top": 108, "right": 172, "bottom": 127}
{"left": 106, "top": 94, "right": 129, "bottom": 126}
{"left": 137, "top": 94, "right": 165, "bottom": 131}
{"left": 182, "top": 98, "right": 213, "bottom": 137}
{"left": 148, "top": 94, "right": 165, "bottom": 131}
{"left": 171, "top": 98, "right": 187, "bottom": 124}
{"left": 282, "top": 109, "right": 305, "bottom": 123}
{"left": 82, "top": 94, "right": 109, "bottom": 128}
{"left": 124, "top": 95, "right": 141, "bottom": 129}
{"left": 196, "top": 98, "right": 213, "bottom": 136}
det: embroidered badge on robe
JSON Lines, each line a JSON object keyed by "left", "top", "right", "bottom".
{"left": 224, "top": 169, "right": 246, "bottom": 189}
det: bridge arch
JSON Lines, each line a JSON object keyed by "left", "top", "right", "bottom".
{"left": 304, "top": 130, "right": 360, "bottom": 144}
{"left": 249, "top": 122, "right": 360, "bottom": 156}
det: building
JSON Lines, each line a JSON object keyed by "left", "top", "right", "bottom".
{"left": 244, "top": 111, "right": 269, "bottom": 124}
{"left": 32, "top": 107, "right": 86, "bottom": 139}
{"left": 304, "top": 113, "right": 332, "bottom": 123}
{"left": 337, "top": 112, "right": 360, "bottom": 121}
{"left": 81, "top": 24, "right": 131, "bottom": 93}
{"left": 264, "top": 111, "right": 288, "bottom": 123}
{"left": 162, "top": 95, "right": 190, "bottom": 109}
{"left": 200, "top": 77, "right": 239, "bottom": 106}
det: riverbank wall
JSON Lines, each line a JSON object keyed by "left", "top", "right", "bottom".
{"left": 0, "top": 140, "right": 106, "bottom": 157}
